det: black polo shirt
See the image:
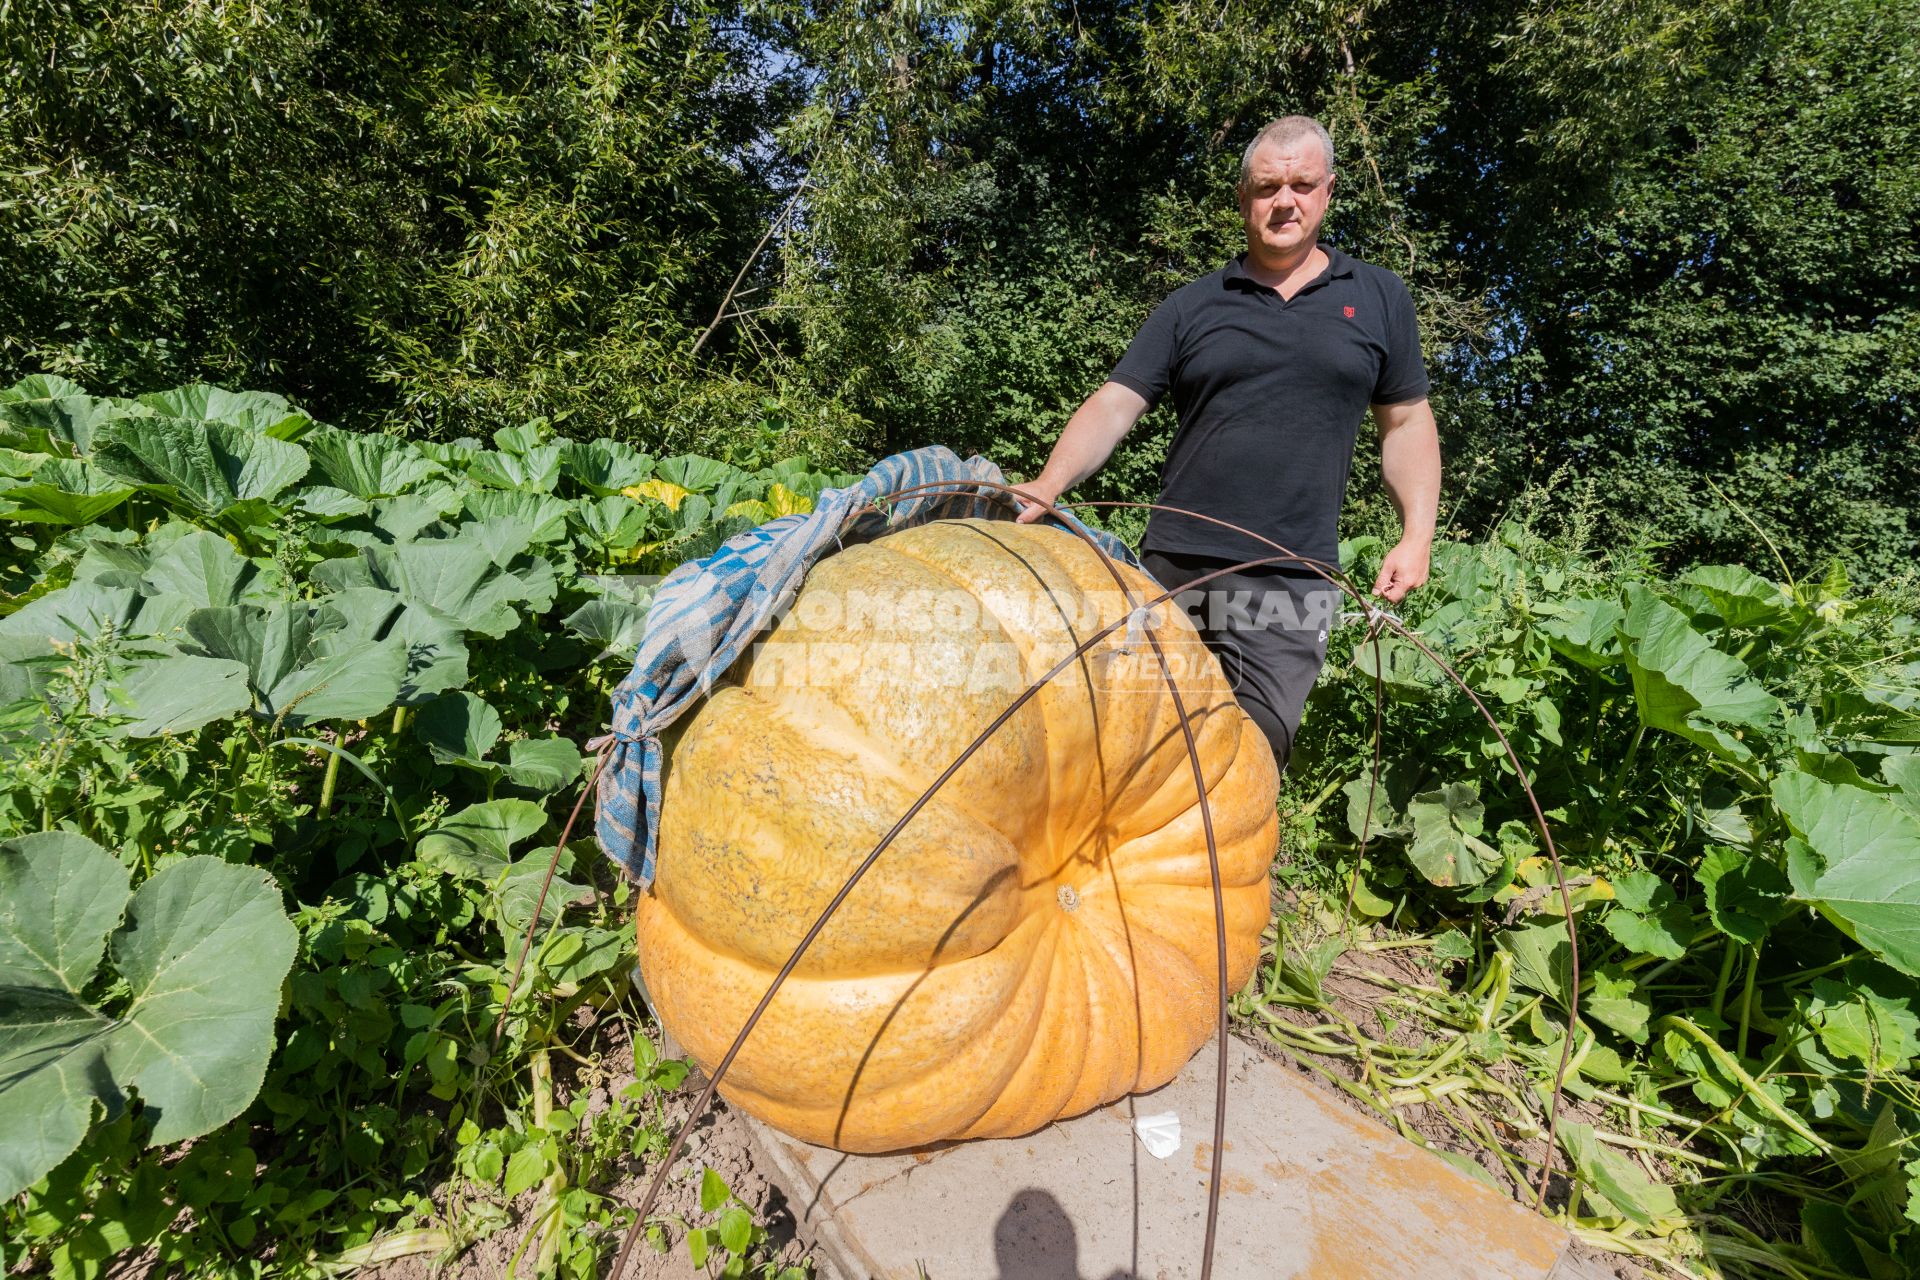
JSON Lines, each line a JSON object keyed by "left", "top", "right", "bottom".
{"left": 1109, "top": 244, "right": 1428, "bottom": 569}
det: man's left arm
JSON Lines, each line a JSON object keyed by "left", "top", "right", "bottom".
{"left": 1372, "top": 397, "right": 1441, "bottom": 603}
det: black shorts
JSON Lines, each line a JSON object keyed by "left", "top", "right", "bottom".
{"left": 1141, "top": 548, "right": 1340, "bottom": 772}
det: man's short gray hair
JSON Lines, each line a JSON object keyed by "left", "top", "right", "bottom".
{"left": 1239, "top": 116, "right": 1336, "bottom": 186}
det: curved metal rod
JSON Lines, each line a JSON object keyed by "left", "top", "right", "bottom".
{"left": 605, "top": 484, "right": 1578, "bottom": 1275}
{"left": 605, "top": 501, "right": 1319, "bottom": 1280}
{"left": 836, "top": 476, "right": 1386, "bottom": 1274}
{"left": 1064, "top": 497, "right": 1581, "bottom": 1205}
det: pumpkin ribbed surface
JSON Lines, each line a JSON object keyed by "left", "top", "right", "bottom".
{"left": 635, "top": 519, "right": 1280, "bottom": 1152}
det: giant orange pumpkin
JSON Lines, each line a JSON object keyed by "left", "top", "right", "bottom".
{"left": 635, "top": 519, "right": 1280, "bottom": 1151}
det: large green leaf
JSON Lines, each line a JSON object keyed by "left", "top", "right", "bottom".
{"left": 137, "top": 530, "right": 274, "bottom": 609}
{"left": 415, "top": 691, "right": 503, "bottom": 764}
{"left": 94, "top": 417, "right": 310, "bottom": 518}
{"left": 0, "top": 835, "right": 296, "bottom": 1200}
{"left": 655, "top": 454, "right": 740, "bottom": 492}
{"left": 494, "top": 848, "right": 590, "bottom": 954}
{"left": 348, "top": 538, "right": 531, "bottom": 637}
{"left": 302, "top": 428, "right": 439, "bottom": 499}
{"left": 0, "top": 394, "right": 124, "bottom": 457}
{"left": 1603, "top": 871, "right": 1692, "bottom": 960}
{"left": 315, "top": 587, "right": 469, "bottom": 705}
{"left": 1804, "top": 976, "right": 1919, "bottom": 1072}
{"left": 1537, "top": 596, "right": 1626, "bottom": 670}
{"left": 462, "top": 488, "right": 571, "bottom": 543}
{"left": 185, "top": 602, "right": 406, "bottom": 725}
{"left": 0, "top": 581, "right": 190, "bottom": 649}
{"left": 1698, "top": 845, "right": 1793, "bottom": 945}
{"left": 505, "top": 738, "right": 584, "bottom": 793}
{"left": 1499, "top": 920, "right": 1574, "bottom": 1004}
{"left": 1617, "top": 584, "right": 1779, "bottom": 758}
{"left": 1774, "top": 772, "right": 1920, "bottom": 976}
{"left": 466, "top": 446, "right": 562, "bottom": 493}
{"left": 136, "top": 385, "right": 313, "bottom": 440}
{"left": 1404, "top": 782, "right": 1503, "bottom": 887}
{"left": 1677, "top": 564, "right": 1798, "bottom": 630}
{"left": 1, "top": 374, "right": 89, "bottom": 403}
{"left": 111, "top": 654, "right": 253, "bottom": 737}
{"left": 0, "top": 459, "right": 136, "bottom": 525}
{"left": 572, "top": 494, "right": 653, "bottom": 550}
{"left": 1885, "top": 754, "right": 1920, "bottom": 821}
{"left": 560, "top": 439, "right": 653, "bottom": 494}
{"left": 418, "top": 800, "right": 548, "bottom": 880}
{"left": 564, "top": 598, "right": 650, "bottom": 658}
{"left": 1585, "top": 967, "right": 1652, "bottom": 1044}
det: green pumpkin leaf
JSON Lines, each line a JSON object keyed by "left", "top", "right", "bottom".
{"left": 350, "top": 539, "right": 527, "bottom": 637}
{"left": 1883, "top": 755, "right": 1920, "bottom": 821}
{"left": 1603, "top": 903, "right": 1692, "bottom": 961}
{"left": 314, "top": 587, "right": 470, "bottom": 705}
{"left": 505, "top": 737, "right": 583, "bottom": 793}
{"left": 1699, "top": 846, "right": 1793, "bottom": 945}
{"left": 95, "top": 417, "right": 309, "bottom": 517}
{"left": 418, "top": 800, "right": 548, "bottom": 881}
{"left": 1404, "top": 782, "right": 1502, "bottom": 887}
{"left": 0, "top": 835, "right": 296, "bottom": 1200}
{"left": 1617, "top": 584, "right": 1779, "bottom": 758}
{"left": 657, "top": 455, "right": 740, "bottom": 493}
{"left": 1498, "top": 921, "right": 1574, "bottom": 1004}
{"left": 1536, "top": 596, "right": 1625, "bottom": 670}
{"left": 572, "top": 495, "right": 653, "bottom": 549}
{"left": 111, "top": 654, "right": 253, "bottom": 737}
{"left": 1773, "top": 772, "right": 1920, "bottom": 976}
{"left": 467, "top": 446, "right": 562, "bottom": 494}
{"left": 560, "top": 439, "right": 653, "bottom": 493}
{"left": 1804, "top": 976, "right": 1919, "bottom": 1072}
{"left": 0, "top": 393, "right": 123, "bottom": 457}
{"left": 495, "top": 848, "right": 589, "bottom": 954}
{"left": 135, "top": 385, "right": 312, "bottom": 440}
{"left": 301, "top": 428, "right": 438, "bottom": 499}
{"left": 137, "top": 530, "right": 272, "bottom": 609}
{"left": 185, "top": 602, "right": 406, "bottom": 725}
{"left": 564, "top": 599, "right": 651, "bottom": 658}
{"left": 1, "top": 373, "right": 89, "bottom": 403}
{"left": 0, "top": 459, "right": 135, "bottom": 525}
{"left": 1585, "top": 967, "right": 1652, "bottom": 1044}
{"left": 414, "top": 691, "right": 502, "bottom": 764}
{"left": 1677, "top": 564, "right": 1797, "bottom": 629}
{"left": 0, "top": 581, "right": 188, "bottom": 650}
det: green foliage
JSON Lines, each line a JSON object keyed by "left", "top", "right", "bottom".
{"left": 0, "top": 379, "right": 820, "bottom": 1276}
{"left": 0, "top": 835, "right": 298, "bottom": 1200}
{"left": 1259, "top": 518, "right": 1920, "bottom": 1271}
{"left": 0, "top": 0, "right": 867, "bottom": 470}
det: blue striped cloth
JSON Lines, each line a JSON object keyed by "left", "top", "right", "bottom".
{"left": 592, "top": 445, "right": 1135, "bottom": 885}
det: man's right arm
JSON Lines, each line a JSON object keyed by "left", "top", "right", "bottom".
{"left": 1012, "top": 381, "right": 1152, "bottom": 523}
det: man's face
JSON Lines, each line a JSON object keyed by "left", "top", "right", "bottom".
{"left": 1238, "top": 138, "right": 1334, "bottom": 262}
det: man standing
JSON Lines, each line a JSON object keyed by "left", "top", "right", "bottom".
{"left": 1014, "top": 115, "right": 1441, "bottom": 770}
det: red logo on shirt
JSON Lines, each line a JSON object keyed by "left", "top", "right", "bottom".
{"left": 1343, "top": 305, "right": 1356, "bottom": 319}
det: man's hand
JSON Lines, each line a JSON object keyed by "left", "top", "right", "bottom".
{"left": 1373, "top": 538, "right": 1431, "bottom": 603}
{"left": 1012, "top": 482, "right": 1063, "bottom": 524}
{"left": 1372, "top": 397, "right": 1440, "bottom": 604}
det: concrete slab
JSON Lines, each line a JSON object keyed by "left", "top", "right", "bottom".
{"left": 740, "top": 1035, "right": 1584, "bottom": 1280}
